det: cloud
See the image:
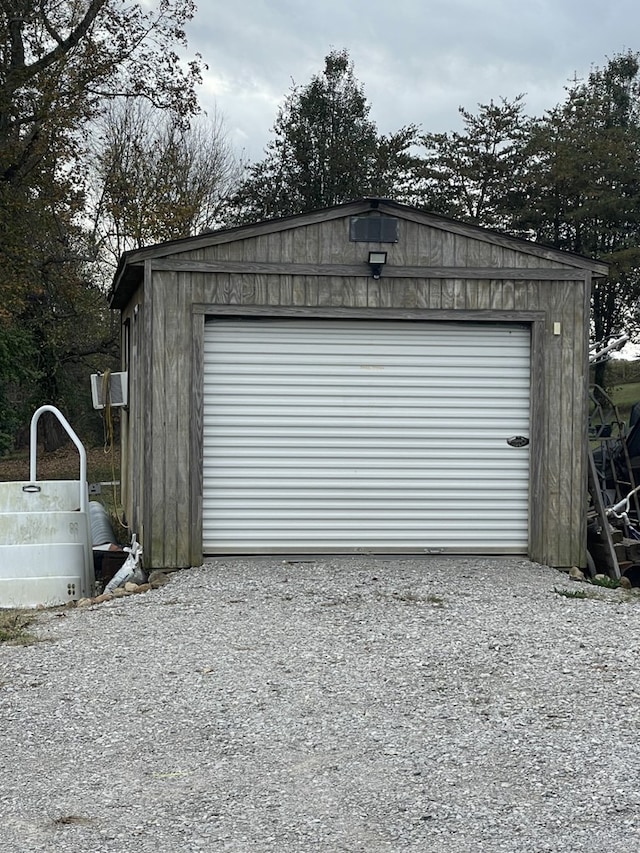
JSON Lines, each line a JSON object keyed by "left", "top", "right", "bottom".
{"left": 187, "top": 0, "right": 640, "bottom": 160}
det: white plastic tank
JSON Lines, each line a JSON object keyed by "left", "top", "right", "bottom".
{"left": 0, "top": 407, "right": 94, "bottom": 608}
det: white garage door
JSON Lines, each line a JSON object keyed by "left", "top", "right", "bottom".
{"left": 203, "top": 319, "right": 530, "bottom": 554}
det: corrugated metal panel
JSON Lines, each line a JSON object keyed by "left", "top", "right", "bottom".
{"left": 203, "top": 319, "right": 530, "bottom": 554}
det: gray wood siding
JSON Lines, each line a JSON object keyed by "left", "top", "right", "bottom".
{"left": 118, "top": 205, "right": 594, "bottom": 570}
{"left": 119, "top": 284, "right": 144, "bottom": 542}
{"left": 132, "top": 273, "right": 588, "bottom": 569}
{"left": 538, "top": 279, "right": 588, "bottom": 567}
{"left": 175, "top": 222, "right": 577, "bottom": 271}
{"left": 143, "top": 269, "right": 195, "bottom": 567}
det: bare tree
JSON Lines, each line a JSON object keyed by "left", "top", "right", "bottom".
{"left": 90, "top": 99, "right": 241, "bottom": 269}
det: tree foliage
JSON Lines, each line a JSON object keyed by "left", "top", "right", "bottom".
{"left": 516, "top": 53, "right": 640, "bottom": 346}
{"left": 227, "top": 49, "right": 419, "bottom": 222}
{"left": 412, "top": 53, "right": 640, "bottom": 363}
{"left": 418, "top": 96, "right": 532, "bottom": 228}
{"left": 0, "top": 1, "right": 204, "bottom": 450}
{"left": 0, "top": 324, "right": 38, "bottom": 454}
{"left": 0, "top": 0, "right": 202, "bottom": 176}
{"left": 3, "top": 12, "right": 640, "bottom": 451}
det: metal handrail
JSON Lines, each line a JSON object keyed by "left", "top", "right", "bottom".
{"left": 589, "top": 333, "right": 629, "bottom": 364}
{"left": 29, "top": 405, "right": 88, "bottom": 515}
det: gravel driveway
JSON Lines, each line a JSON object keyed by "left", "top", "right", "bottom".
{"left": 2, "top": 556, "right": 640, "bottom": 852}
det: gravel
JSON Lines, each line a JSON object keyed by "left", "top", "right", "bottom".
{"left": 2, "top": 556, "right": 640, "bottom": 852}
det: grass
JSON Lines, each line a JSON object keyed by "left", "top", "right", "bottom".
{"left": 0, "top": 609, "right": 38, "bottom": 645}
{"left": 554, "top": 586, "right": 590, "bottom": 599}
{"left": 597, "top": 359, "right": 640, "bottom": 423}
{"left": 607, "top": 381, "right": 640, "bottom": 423}
{"left": 590, "top": 574, "right": 621, "bottom": 589}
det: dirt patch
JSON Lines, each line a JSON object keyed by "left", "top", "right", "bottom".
{"left": 0, "top": 444, "right": 120, "bottom": 483}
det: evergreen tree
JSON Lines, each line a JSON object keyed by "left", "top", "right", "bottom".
{"left": 517, "top": 52, "right": 640, "bottom": 348}
{"left": 414, "top": 57, "right": 640, "bottom": 362}
{"left": 227, "top": 49, "right": 418, "bottom": 222}
{"left": 417, "top": 96, "right": 532, "bottom": 229}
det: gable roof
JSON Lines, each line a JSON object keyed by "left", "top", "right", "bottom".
{"left": 110, "top": 197, "right": 610, "bottom": 309}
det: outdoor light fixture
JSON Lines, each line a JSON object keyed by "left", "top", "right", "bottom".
{"left": 368, "top": 250, "right": 387, "bottom": 279}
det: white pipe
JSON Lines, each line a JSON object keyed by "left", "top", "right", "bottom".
{"left": 608, "top": 484, "right": 640, "bottom": 519}
{"left": 29, "top": 405, "right": 88, "bottom": 515}
{"left": 589, "top": 333, "right": 630, "bottom": 364}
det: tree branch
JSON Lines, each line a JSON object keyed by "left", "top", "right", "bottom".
{"left": 39, "top": 0, "right": 64, "bottom": 47}
{"left": 26, "top": 0, "right": 108, "bottom": 79}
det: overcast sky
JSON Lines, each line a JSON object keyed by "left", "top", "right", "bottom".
{"left": 184, "top": 0, "right": 639, "bottom": 162}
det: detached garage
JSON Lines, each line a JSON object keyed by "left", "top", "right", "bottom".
{"left": 110, "top": 198, "right": 607, "bottom": 569}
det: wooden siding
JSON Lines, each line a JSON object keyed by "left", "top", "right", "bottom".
{"left": 128, "top": 269, "right": 588, "bottom": 569}
{"left": 144, "top": 268, "right": 196, "bottom": 567}
{"left": 152, "top": 258, "right": 589, "bottom": 281}
{"left": 539, "top": 278, "right": 589, "bottom": 567}
{"left": 171, "top": 218, "right": 578, "bottom": 271}
{"left": 117, "top": 206, "right": 593, "bottom": 570}
{"left": 186, "top": 272, "right": 580, "bottom": 316}
{"left": 119, "top": 284, "right": 144, "bottom": 547}
{"left": 111, "top": 201, "right": 607, "bottom": 310}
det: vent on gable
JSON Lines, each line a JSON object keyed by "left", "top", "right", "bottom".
{"left": 350, "top": 216, "right": 399, "bottom": 243}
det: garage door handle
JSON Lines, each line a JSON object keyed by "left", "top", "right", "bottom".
{"left": 506, "top": 435, "right": 529, "bottom": 448}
